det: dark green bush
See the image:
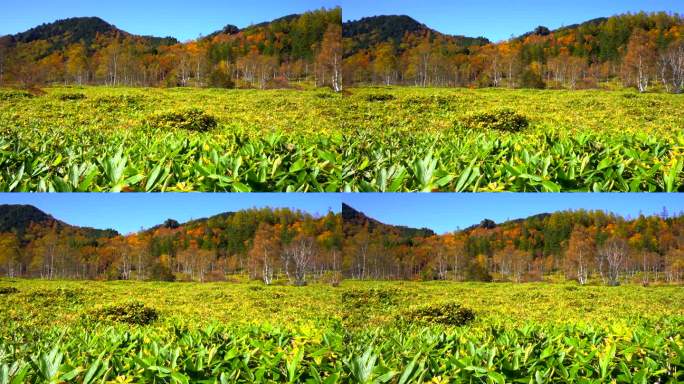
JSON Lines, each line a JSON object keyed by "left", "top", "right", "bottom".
{"left": 58, "top": 93, "right": 86, "bottom": 101}
{"left": 0, "top": 90, "right": 34, "bottom": 100}
{"left": 519, "top": 69, "right": 546, "bottom": 89}
{"left": 208, "top": 68, "right": 235, "bottom": 89}
{"left": 462, "top": 109, "right": 529, "bottom": 132}
{"left": 403, "top": 302, "right": 475, "bottom": 326}
{"left": 28, "top": 288, "right": 83, "bottom": 303}
{"left": 340, "top": 288, "right": 400, "bottom": 328}
{"left": 315, "top": 92, "right": 336, "bottom": 99}
{"left": 148, "top": 263, "right": 175, "bottom": 282}
{"left": 91, "top": 302, "right": 159, "bottom": 325}
{"left": 364, "top": 94, "right": 395, "bottom": 102}
{"left": 0, "top": 287, "right": 18, "bottom": 295}
{"left": 147, "top": 108, "right": 218, "bottom": 132}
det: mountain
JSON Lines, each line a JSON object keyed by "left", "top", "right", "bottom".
{"left": 0, "top": 204, "right": 59, "bottom": 233}
{"left": 517, "top": 17, "right": 609, "bottom": 40}
{"left": 4, "top": 16, "right": 178, "bottom": 50}
{"left": 248, "top": 14, "right": 302, "bottom": 30}
{"left": 461, "top": 213, "right": 552, "bottom": 233}
{"left": 342, "top": 203, "right": 435, "bottom": 239}
{"left": 143, "top": 211, "right": 237, "bottom": 233}
{"left": 0, "top": 204, "right": 118, "bottom": 238}
{"left": 343, "top": 15, "right": 490, "bottom": 55}
{"left": 204, "top": 14, "right": 301, "bottom": 40}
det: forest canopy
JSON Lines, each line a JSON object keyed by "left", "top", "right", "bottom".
{"left": 0, "top": 7, "right": 342, "bottom": 90}
{"left": 0, "top": 203, "right": 682, "bottom": 286}
{"left": 342, "top": 12, "right": 684, "bottom": 92}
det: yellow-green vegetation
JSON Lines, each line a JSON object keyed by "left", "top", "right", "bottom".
{"left": 0, "top": 86, "right": 345, "bottom": 192}
{"left": 1, "top": 86, "right": 684, "bottom": 192}
{"left": 343, "top": 87, "right": 684, "bottom": 192}
{"left": 1, "top": 279, "right": 683, "bottom": 382}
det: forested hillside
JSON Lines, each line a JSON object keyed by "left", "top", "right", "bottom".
{"left": 342, "top": 203, "right": 434, "bottom": 240}
{"left": 0, "top": 205, "right": 341, "bottom": 284}
{"left": 343, "top": 15, "right": 489, "bottom": 53}
{"left": 342, "top": 206, "right": 684, "bottom": 284}
{"left": 343, "top": 11, "right": 684, "bottom": 92}
{"left": 0, "top": 8, "right": 342, "bottom": 90}
{"left": 2, "top": 204, "right": 682, "bottom": 286}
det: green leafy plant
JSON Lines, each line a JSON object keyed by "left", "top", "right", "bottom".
{"left": 462, "top": 109, "right": 530, "bottom": 132}
{"left": 57, "top": 93, "right": 86, "bottom": 101}
{"left": 402, "top": 302, "right": 476, "bottom": 326}
{"left": 146, "top": 108, "right": 218, "bottom": 132}
{"left": 0, "top": 287, "right": 18, "bottom": 295}
{"left": 90, "top": 302, "right": 159, "bottom": 325}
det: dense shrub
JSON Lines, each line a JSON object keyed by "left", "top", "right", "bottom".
{"left": 519, "top": 69, "right": 546, "bottom": 89}
{"left": 28, "top": 288, "right": 83, "bottom": 303}
{"left": 58, "top": 93, "right": 86, "bottom": 101}
{"left": 148, "top": 263, "right": 176, "bottom": 281}
{"left": 403, "top": 302, "right": 475, "bottom": 326}
{"left": 0, "top": 287, "right": 19, "bottom": 295}
{"left": 91, "top": 302, "right": 159, "bottom": 325}
{"left": 462, "top": 109, "right": 529, "bottom": 132}
{"left": 340, "top": 288, "right": 400, "bottom": 327}
{"left": 208, "top": 68, "right": 235, "bottom": 89}
{"left": 146, "top": 108, "right": 218, "bottom": 132}
{"left": 315, "top": 92, "right": 338, "bottom": 99}
{"left": 364, "top": 94, "right": 395, "bottom": 102}
{"left": 0, "top": 90, "right": 34, "bottom": 100}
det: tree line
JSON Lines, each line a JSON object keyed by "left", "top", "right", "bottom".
{"left": 343, "top": 208, "right": 684, "bottom": 285}
{"left": 343, "top": 12, "right": 684, "bottom": 93}
{"left": 0, "top": 8, "right": 342, "bottom": 91}
{"left": 0, "top": 207, "right": 342, "bottom": 286}
{"left": 0, "top": 205, "right": 682, "bottom": 286}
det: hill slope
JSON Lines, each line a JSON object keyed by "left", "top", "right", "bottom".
{"left": 343, "top": 15, "right": 490, "bottom": 56}
{"left": 0, "top": 204, "right": 118, "bottom": 238}
{"left": 342, "top": 203, "right": 435, "bottom": 239}
{"left": 5, "top": 17, "right": 178, "bottom": 49}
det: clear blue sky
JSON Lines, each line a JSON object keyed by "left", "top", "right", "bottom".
{"left": 0, "top": 0, "right": 340, "bottom": 42}
{"left": 344, "top": 194, "right": 684, "bottom": 234}
{"left": 3, "top": 1, "right": 682, "bottom": 42}
{"left": 343, "top": 0, "right": 684, "bottom": 41}
{"left": 0, "top": 194, "right": 340, "bottom": 235}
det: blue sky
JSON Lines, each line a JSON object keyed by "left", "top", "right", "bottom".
{"left": 343, "top": 0, "right": 684, "bottom": 41}
{"left": 344, "top": 194, "right": 684, "bottom": 234}
{"left": 1, "top": 193, "right": 681, "bottom": 235}
{"left": 2, "top": 1, "right": 682, "bottom": 42}
{"left": 0, "top": 0, "right": 341, "bottom": 42}
{"left": 0, "top": 194, "right": 340, "bottom": 235}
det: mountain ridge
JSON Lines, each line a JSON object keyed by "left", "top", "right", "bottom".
{"left": 0, "top": 204, "right": 118, "bottom": 238}
{"left": 4, "top": 16, "right": 178, "bottom": 48}
{"left": 343, "top": 14, "right": 490, "bottom": 55}
{"left": 342, "top": 203, "right": 436, "bottom": 238}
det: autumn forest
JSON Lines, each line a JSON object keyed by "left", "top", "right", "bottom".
{"left": 1, "top": 9, "right": 683, "bottom": 93}
{"left": 1, "top": 202, "right": 682, "bottom": 287}
{"left": 0, "top": 8, "right": 342, "bottom": 90}
{"left": 344, "top": 12, "right": 684, "bottom": 92}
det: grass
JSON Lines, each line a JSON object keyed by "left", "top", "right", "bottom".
{"left": 341, "top": 87, "right": 684, "bottom": 192}
{"left": 2, "top": 86, "right": 683, "bottom": 192}
{"left": 1, "top": 279, "right": 683, "bottom": 382}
